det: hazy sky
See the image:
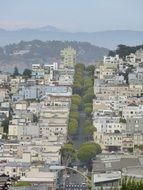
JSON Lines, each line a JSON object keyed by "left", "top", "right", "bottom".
{"left": 0, "top": 0, "right": 143, "bottom": 32}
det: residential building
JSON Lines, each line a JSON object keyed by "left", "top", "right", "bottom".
{"left": 61, "top": 47, "right": 76, "bottom": 68}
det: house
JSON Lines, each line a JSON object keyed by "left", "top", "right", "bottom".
{"left": 92, "top": 154, "right": 143, "bottom": 190}
{"left": 60, "top": 47, "right": 76, "bottom": 68}
{"left": 8, "top": 123, "right": 40, "bottom": 140}
{"left": 20, "top": 167, "right": 57, "bottom": 189}
{"left": 122, "top": 104, "right": 142, "bottom": 119}
{"left": 103, "top": 55, "right": 121, "bottom": 69}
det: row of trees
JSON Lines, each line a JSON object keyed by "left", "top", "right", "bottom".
{"left": 68, "top": 63, "right": 85, "bottom": 137}
{"left": 13, "top": 67, "right": 32, "bottom": 78}
{"left": 118, "top": 178, "right": 143, "bottom": 190}
{"left": 60, "top": 142, "right": 101, "bottom": 168}
{"left": 108, "top": 44, "right": 143, "bottom": 59}
{"left": 83, "top": 65, "right": 96, "bottom": 139}
{"left": 68, "top": 94, "right": 81, "bottom": 135}
{"left": 73, "top": 63, "right": 85, "bottom": 95}
{"left": 68, "top": 64, "right": 96, "bottom": 138}
{"left": 66, "top": 64, "right": 102, "bottom": 171}
{"left": 65, "top": 64, "right": 101, "bottom": 170}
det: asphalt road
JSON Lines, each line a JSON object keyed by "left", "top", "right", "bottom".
{"left": 73, "top": 111, "right": 86, "bottom": 149}
{"left": 65, "top": 183, "right": 87, "bottom": 190}
{"left": 65, "top": 173, "right": 88, "bottom": 190}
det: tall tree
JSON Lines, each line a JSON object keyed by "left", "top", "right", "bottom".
{"left": 60, "top": 143, "right": 76, "bottom": 166}
{"left": 13, "top": 67, "right": 20, "bottom": 77}
{"left": 23, "top": 69, "right": 32, "bottom": 78}
{"left": 77, "top": 142, "right": 101, "bottom": 163}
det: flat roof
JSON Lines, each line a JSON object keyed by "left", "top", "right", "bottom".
{"left": 94, "top": 172, "right": 121, "bottom": 183}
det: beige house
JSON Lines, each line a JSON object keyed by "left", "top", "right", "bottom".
{"left": 94, "top": 131, "right": 122, "bottom": 151}
{"left": 21, "top": 167, "right": 57, "bottom": 189}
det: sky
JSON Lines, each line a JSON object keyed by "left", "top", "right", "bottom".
{"left": 0, "top": 0, "right": 143, "bottom": 32}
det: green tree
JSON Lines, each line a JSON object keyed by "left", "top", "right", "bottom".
{"left": 33, "top": 114, "right": 38, "bottom": 123}
{"left": 84, "top": 125, "right": 96, "bottom": 136}
{"left": 120, "top": 178, "right": 143, "bottom": 190}
{"left": 119, "top": 118, "right": 126, "bottom": 123}
{"left": 84, "top": 119, "right": 92, "bottom": 126}
{"left": 69, "top": 111, "right": 79, "bottom": 121}
{"left": 68, "top": 123, "right": 78, "bottom": 135}
{"left": 73, "top": 63, "right": 85, "bottom": 95}
{"left": 86, "top": 65, "right": 95, "bottom": 75}
{"left": 72, "top": 94, "right": 81, "bottom": 105}
{"left": 84, "top": 87, "right": 94, "bottom": 96}
{"left": 13, "top": 66, "right": 20, "bottom": 77}
{"left": 85, "top": 78, "right": 93, "bottom": 89}
{"left": 23, "top": 68, "right": 32, "bottom": 78}
{"left": 14, "top": 181, "right": 32, "bottom": 187}
{"left": 108, "top": 50, "right": 116, "bottom": 57}
{"left": 60, "top": 143, "right": 76, "bottom": 166}
{"left": 1, "top": 117, "right": 9, "bottom": 133}
{"left": 68, "top": 119, "right": 78, "bottom": 135}
{"left": 84, "top": 103, "right": 93, "bottom": 109}
{"left": 77, "top": 142, "right": 101, "bottom": 163}
{"left": 70, "top": 104, "right": 79, "bottom": 112}
{"left": 84, "top": 107, "right": 93, "bottom": 116}
{"left": 83, "top": 93, "right": 94, "bottom": 104}
{"left": 74, "top": 76, "right": 83, "bottom": 85}
{"left": 73, "top": 83, "right": 82, "bottom": 94}
{"left": 75, "top": 63, "right": 85, "bottom": 71}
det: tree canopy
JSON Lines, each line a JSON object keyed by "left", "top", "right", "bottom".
{"left": 60, "top": 143, "right": 76, "bottom": 166}
{"left": 69, "top": 111, "right": 79, "bottom": 121}
{"left": 1, "top": 117, "right": 9, "bottom": 133}
{"left": 71, "top": 94, "right": 81, "bottom": 106}
{"left": 85, "top": 65, "right": 95, "bottom": 75}
{"left": 13, "top": 67, "right": 20, "bottom": 77}
{"left": 77, "top": 142, "right": 101, "bottom": 163}
{"left": 73, "top": 63, "right": 85, "bottom": 95}
{"left": 68, "top": 119, "right": 78, "bottom": 135}
{"left": 23, "top": 68, "right": 32, "bottom": 78}
{"left": 83, "top": 93, "right": 94, "bottom": 104}
{"left": 84, "top": 124, "right": 96, "bottom": 136}
{"left": 84, "top": 78, "right": 94, "bottom": 89}
{"left": 108, "top": 44, "right": 143, "bottom": 59}
{"left": 120, "top": 178, "right": 143, "bottom": 190}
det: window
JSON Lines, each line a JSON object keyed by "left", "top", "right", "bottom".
{"left": 13, "top": 168, "right": 16, "bottom": 172}
{"left": 22, "top": 173, "right": 25, "bottom": 176}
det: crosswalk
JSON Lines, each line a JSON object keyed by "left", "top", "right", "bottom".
{"left": 65, "top": 183, "right": 88, "bottom": 190}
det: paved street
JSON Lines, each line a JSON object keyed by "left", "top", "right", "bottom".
{"left": 73, "top": 111, "right": 86, "bottom": 149}
{"left": 65, "top": 183, "right": 87, "bottom": 190}
{"left": 65, "top": 174, "right": 88, "bottom": 190}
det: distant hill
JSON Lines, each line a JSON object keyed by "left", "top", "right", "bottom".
{"left": 0, "top": 40, "right": 108, "bottom": 72}
{"left": 0, "top": 27, "right": 143, "bottom": 48}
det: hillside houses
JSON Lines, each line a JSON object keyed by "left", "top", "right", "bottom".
{"left": 0, "top": 52, "right": 76, "bottom": 188}
{"left": 93, "top": 49, "right": 143, "bottom": 153}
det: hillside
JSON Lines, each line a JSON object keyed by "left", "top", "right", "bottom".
{"left": 0, "top": 27, "right": 143, "bottom": 49}
{"left": 0, "top": 40, "right": 108, "bottom": 72}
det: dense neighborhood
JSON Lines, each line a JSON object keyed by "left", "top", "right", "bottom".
{"left": 0, "top": 45, "right": 143, "bottom": 190}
